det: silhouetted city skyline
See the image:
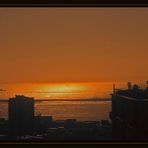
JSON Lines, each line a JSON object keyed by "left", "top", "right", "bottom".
{"left": 0, "top": 81, "right": 148, "bottom": 141}
{"left": 0, "top": 7, "right": 148, "bottom": 142}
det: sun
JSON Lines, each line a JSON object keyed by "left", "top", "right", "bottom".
{"left": 36, "top": 83, "right": 87, "bottom": 93}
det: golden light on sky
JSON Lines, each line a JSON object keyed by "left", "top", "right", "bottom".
{"left": 0, "top": 8, "right": 148, "bottom": 99}
{"left": 30, "top": 83, "right": 89, "bottom": 99}
{"left": 0, "top": 82, "right": 130, "bottom": 99}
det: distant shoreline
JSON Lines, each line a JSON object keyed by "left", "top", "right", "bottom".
{"left": 0, "top": 98, "right": 111, "bottom": 102}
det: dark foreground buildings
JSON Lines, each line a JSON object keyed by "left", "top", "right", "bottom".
{"left": 2, "top": 94, "right": 111, "bottom": 141}
{"left": 8, "top": 95, "right": 34, "bottom": 136}
{"left": 111, "top": 82, "right": 148, "bottom": 140}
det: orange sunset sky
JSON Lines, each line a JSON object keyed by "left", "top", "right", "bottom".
{"left": 0, "top": 8, "right": 148, "bottom": 99}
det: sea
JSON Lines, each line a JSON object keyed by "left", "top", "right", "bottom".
{"left": 0, "top": 100, "right": 111, "bottom": 121}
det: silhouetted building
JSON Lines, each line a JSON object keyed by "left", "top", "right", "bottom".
{"left": 38, "top": 116, "right": 53, "bottom": 127}
{"left": 0, "top": 118, "right": 8, "bottom": 135}
{"left": 64, "top": 119, "right": 77, "bottom": 128}
{"left": 111, "top": 82, "right": 148, "bottom": 140}
{"left": 8, "top": 95, "right": 34, "bottom": 136}
{"left": 34, "top": 115, "right": 53, "bottom": 133}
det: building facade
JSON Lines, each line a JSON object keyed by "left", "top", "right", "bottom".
{"left": 8, "top": 95, "right": 34, "bottom": 136}
{"left": 111, "top": 84, "right": 148, "bottom": 140}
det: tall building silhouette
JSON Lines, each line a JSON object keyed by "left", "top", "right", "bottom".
{"left": 110, "top": 82, "right": 148, "bottom": 140}
{"left": 8, "top": 95, "right": 34, "bottom": 136}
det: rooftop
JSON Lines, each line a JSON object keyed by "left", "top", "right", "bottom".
{"left": 113, "top": 81, "right": 148, "bottom": 100}
{"left": 9, "top": 95, "right": 34, "bottom": 101}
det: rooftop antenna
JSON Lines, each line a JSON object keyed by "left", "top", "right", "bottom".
{"left": 113, "top": 84, "right": 116, "bottom": 94}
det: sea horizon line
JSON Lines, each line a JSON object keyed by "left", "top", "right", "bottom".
{"left": 0, "top": 98, "right": 111, "bottom": 102}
